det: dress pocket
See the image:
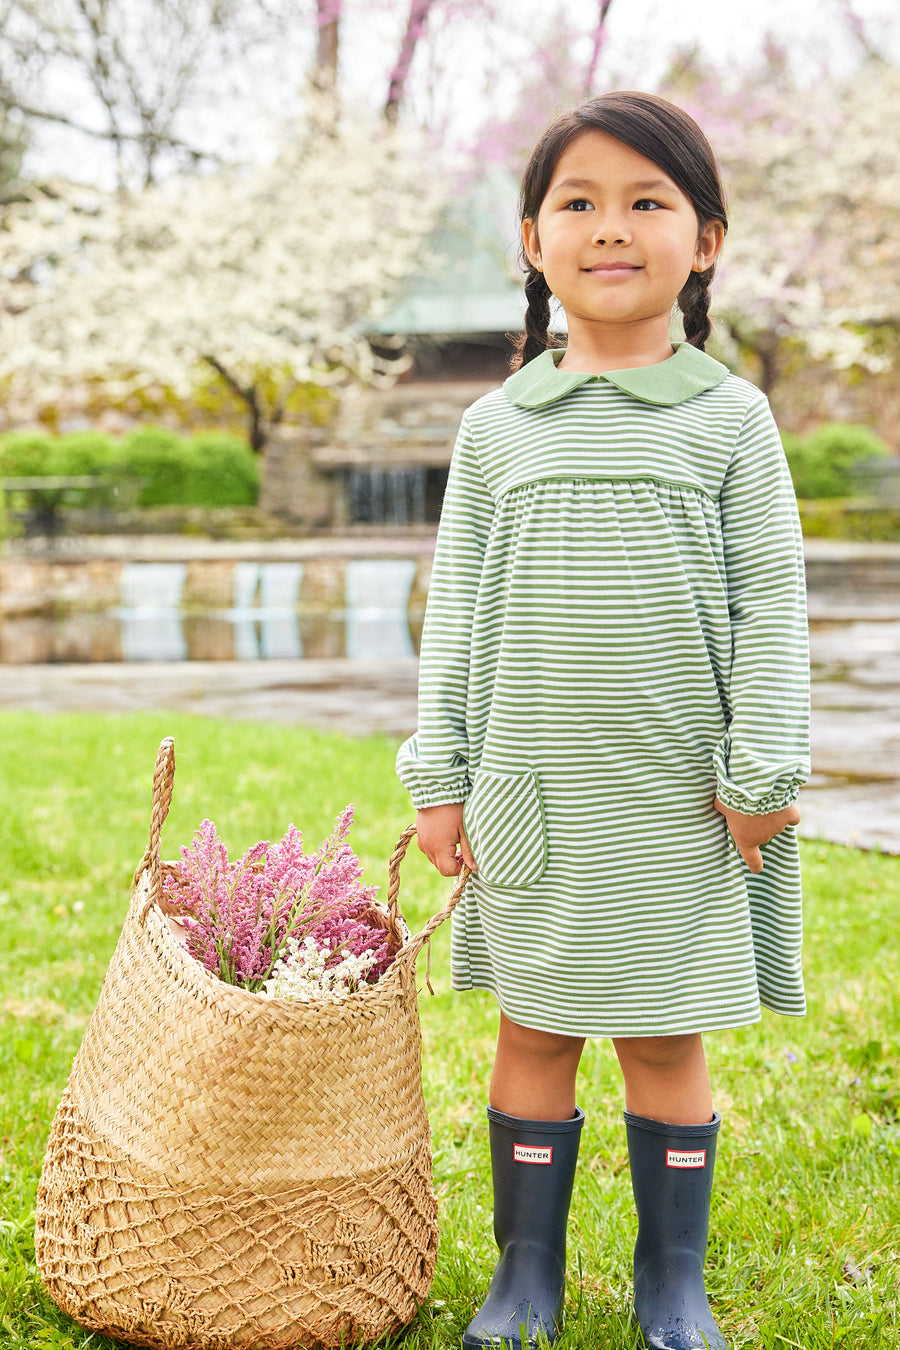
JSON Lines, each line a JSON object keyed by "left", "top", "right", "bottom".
{"left": 463, "top": 767, "right": 548, "bottom": 889}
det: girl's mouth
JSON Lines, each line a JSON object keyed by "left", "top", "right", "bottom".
{"left": 584, "top": 263, "right": 641, "bottom": 277}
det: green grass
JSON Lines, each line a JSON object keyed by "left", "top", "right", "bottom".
{"left": 1, "top": 711, "right": 898, "bottom": 1349}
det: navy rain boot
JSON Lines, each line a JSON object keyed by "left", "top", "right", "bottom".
{"left": 462, "top": 1105, "right": 585, "bottom": 1350}
{"left": 625, "top": 1110, "right": 728, "bottom": 1350}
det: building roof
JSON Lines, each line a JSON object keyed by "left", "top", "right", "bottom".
{"left": 371, "top": 168, "right": 526, "bottom": 336}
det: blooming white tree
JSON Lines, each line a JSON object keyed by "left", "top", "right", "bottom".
{"left": 669, "top": 52, "right": 900, "bottom": 392}
{"left": 0, "top": 107, "right": 443, "bottom": 447}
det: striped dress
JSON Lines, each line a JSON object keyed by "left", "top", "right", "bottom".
{"left": 396, "top": 344, "right": 810, "bottom": 1038}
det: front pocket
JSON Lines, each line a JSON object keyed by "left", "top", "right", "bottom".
{"left": 463, "top": 768, "right": 548, "bottom": 889}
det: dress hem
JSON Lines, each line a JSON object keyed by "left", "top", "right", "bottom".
{"left": 450, "top": 978, "right": 777, "bottom": 1038}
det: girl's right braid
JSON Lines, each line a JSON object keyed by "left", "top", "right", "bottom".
{"left": 511, "top": 266, "right": 557, "bottom": 371}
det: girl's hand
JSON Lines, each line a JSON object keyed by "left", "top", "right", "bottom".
{"left": 416, "top": 803, "right": 477, "bottom": 878}
{"left": 714, "top": 796, "right": 801, "bottom": 874}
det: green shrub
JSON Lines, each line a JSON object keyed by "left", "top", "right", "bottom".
{"left": 0, "top": 430, "right": 57, "bottom": 478}
{"left": 117, "top": 427, "right": 258, "bottom": 506}
{"left": 783, "top": 422, "right": 890, "bottom": 499}
{"left": 0, "top": 426, "right": 259, "bottom": 511}
{"left": 0, "top": 429, "right": 119, "bottom": 477}
{"left": 182, "top": 432, "right": 259, "bottom": 507}
{"left": 48, "top": 429, "right": 116, "bottom": 475}
{"left": 1, "top": 429, "right": 136, "bottom": 513}
{"left": 115, "top": 427, "right": 190, "bottom": 506}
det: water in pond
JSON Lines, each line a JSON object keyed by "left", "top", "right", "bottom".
{"left": 0, "top": 559, "right": 424, "bottom": 663}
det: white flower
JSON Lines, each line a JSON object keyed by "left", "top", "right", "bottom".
{"left": 263, "top": 933, "right": 376, "bottom": 1002}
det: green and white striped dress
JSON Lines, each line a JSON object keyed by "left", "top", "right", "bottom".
{"left": 397, "top": 344, "right": 810, "bottom": 1038}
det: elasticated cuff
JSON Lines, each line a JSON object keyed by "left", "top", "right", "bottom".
{"left": 395, "top": 735, "right": 471, "bottom": 808}
{"left": 409, "top": 784, "right": 471, "bottom": 809}
{"left": 715, "top": 781, "right": 801, "bottom": 816}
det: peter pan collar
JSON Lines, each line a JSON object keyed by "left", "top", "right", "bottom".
{"left": 503, "top": 343, "right": 730, "bottom": 409}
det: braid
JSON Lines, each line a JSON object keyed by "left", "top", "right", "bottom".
{"left": 510, "top": 267, "right": 561, "bottom": 371}
{"left": 678, "top": 267, "right": 715, "bottom": 350}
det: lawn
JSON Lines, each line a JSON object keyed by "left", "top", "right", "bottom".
{"left": 1, "top": 711, "right": 897, "bottom": 1349}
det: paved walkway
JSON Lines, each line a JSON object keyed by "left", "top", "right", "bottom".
{"left": 1, "top": 536, "right": 898, "bottom": 852}
{"left": 0, "top": 657, "right": 420, "bottom": 738}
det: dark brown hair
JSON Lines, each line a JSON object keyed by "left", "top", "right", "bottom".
{"left": 512, "top": 90, "right": 728, "bottom": 370}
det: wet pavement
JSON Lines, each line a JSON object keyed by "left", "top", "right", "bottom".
{"left": 800, "top": 541, "right": 900, "bottom": 851}
{"left": 0, "top": 657, "right": 420, "bottom": 738}
{"left": 1, "top": 537, "right": 898, "bottom": 853}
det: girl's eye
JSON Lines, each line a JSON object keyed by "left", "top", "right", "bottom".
{"left": 565, "top": 199, "right": 593, "bottom": 212}
{"left": 633, "top": 199, "right": 663, "bottom": 211}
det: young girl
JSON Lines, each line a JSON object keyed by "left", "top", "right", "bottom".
{"left": 397, "top": 90, "right": 809, "bottom": 1350}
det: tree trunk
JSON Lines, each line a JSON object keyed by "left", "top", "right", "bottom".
{"left": 757, "top": 340, "right": 781, "bottom": 397}
{"left": 384, "top": 0, "right": 435, "bottom": 125}
{"left": 313, "top": 0, "right": 341, "bottom": 96}
{"left": 202, "top": 355, "right": 267, "bottom": 452}
{"left": 725, "top": 324, "right": 781, "bottom": 397}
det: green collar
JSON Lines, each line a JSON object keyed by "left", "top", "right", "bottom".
{"left": 503, "top": 343, "right": 730, "bottom": 409}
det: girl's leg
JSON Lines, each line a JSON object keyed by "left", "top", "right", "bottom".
{"left": 613, "top": 1034, "right": 726, "bottom": 1350}
{"left": 613, "top": 1031, "right": 712, "bottom": 1124}
{"left": 491, "top": 1011, "right": 585, "bottom": 1119}
{"left": 464, "top": 1014, "right": 586, "bottom": 1350}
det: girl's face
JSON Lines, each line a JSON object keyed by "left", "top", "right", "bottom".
{"left": 522, "top": 130, "right": 723, "bottom": 349}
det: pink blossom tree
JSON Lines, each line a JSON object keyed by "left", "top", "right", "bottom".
{"left": 663, "top": 45, "right": 900, "bottom": 393}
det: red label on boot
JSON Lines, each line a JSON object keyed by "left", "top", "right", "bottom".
{"left": 666, "top": 1149, "right": 706, "bottom": 1168}
{"left": 513, "top": 1144, "right": 553, "bottom": 1164}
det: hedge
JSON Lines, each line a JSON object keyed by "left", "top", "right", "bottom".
{"left": 0, "top": 428, "right": 259, "bottom": 508}
{"left": 781, "top": 422, "right": 891, "bottom": 499}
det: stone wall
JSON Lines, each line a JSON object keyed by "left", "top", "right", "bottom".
{"left": 260, "top": 380, "right": 494, "bottom": 526}
{"left": 0, "top": 558, "right": 123, "bottom": 615}
{"left": 259, "top": 421, "right": 338, "bottom": 528}
{"left": 0, "top": 548, "right": 435, "bottom": 663}
{"left": 0, "top": 553, "right": 433, "bottom": 619}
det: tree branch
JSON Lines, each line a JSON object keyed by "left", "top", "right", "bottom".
{"left": 584, "top": 0, "right": 615, "bottom": 95}
{"left": 0, "top": 93, "right": 221, "bottom": 162}
{"left": 835, "top": 0, "right": 883, "bottom": 61}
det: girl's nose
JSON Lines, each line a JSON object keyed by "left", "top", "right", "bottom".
{"left": 591, "top": 218, "right": 631, "bottom": 246}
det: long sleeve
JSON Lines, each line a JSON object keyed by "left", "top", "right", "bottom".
{"left": 712, "top": 395, "right": 810, "bottom": 814}
{"left": 396, "top": 413, "right": 496, "bottom": 808}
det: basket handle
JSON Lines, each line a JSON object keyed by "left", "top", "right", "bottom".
{"left": 390, "top": 825, "right": 471, "bottom": 985}
{"left": 134, "top": 736, "right": 176, "bottom": 920}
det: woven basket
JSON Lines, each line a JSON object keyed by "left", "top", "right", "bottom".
{"left": 35, "top": 737, "right": 465, "bottom": 1350}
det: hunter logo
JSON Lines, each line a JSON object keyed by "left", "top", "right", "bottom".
{"left": 513, "top": 1144, "right": 553, "bottom": 1165}
{"left": 666, "top": 1149, "right": 707, "bottom": 1169}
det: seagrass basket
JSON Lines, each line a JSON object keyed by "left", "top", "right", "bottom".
{"left": 35, "top": 737, "right": 465, "bottom": 1350}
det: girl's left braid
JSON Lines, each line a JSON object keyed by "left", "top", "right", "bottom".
{"left": 679, "top": 269, "right": 714, "bottom": 350}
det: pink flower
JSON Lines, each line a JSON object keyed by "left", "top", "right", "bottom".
{"left": 161, "top": 807, "right": 395, "bottom": 991}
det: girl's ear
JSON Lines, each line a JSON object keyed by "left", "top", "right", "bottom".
{"left": 522, "top": 218, "right": 542, "bottom": 271}
{"left": 692, "top": 219, "right": 725, "bottom": 273}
